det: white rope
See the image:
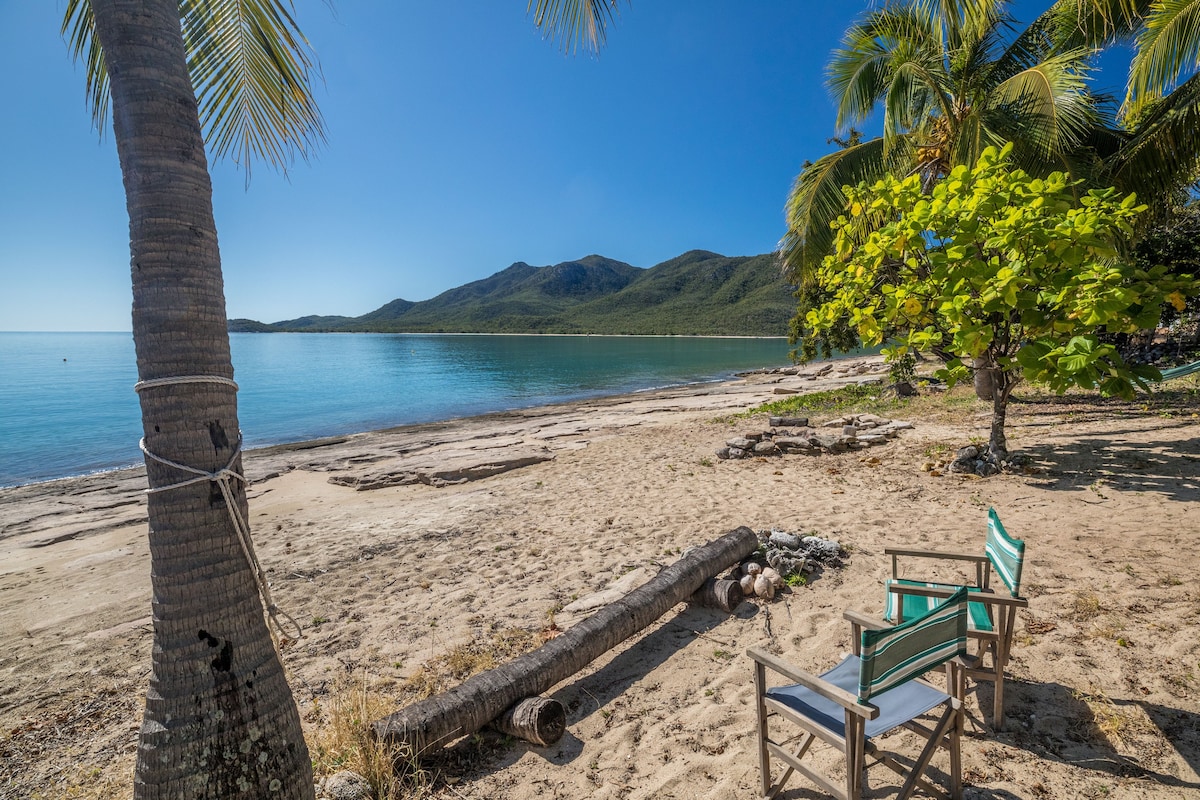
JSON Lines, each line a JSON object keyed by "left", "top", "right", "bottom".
{"left": 136, "top": 375, "right": 299, "bottom": 645}
{"left": 135, "top": 375, "right": 239, "bottom": 393}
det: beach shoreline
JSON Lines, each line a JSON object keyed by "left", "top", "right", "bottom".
{"left": 3, "top": 355, "right": 1199, "bottom": 799}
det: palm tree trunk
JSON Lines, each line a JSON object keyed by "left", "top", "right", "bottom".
{"left": 88, "top": 1, "right": 313, "bottom": 797}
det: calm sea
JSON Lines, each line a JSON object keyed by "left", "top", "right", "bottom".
{"left": 0, "top": 332, "right": 795, "bottom": 487}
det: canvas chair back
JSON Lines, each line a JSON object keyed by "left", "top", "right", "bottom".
{"left": 985, "top": 507, "right": 1025, "bottom": 597}
{"left": 858, "top": 587, "right": 968, "bottom": 701}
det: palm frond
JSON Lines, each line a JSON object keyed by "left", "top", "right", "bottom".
{"left": 828, "top": 4, "right": 948, "bottom": 131}
{"left": 985, "top": 48, "right": 1098, "bottom": 160}
{"left": 527, "top": 0, "right": 624, "bottom": 55}
{"left": 61, "top": 0, "right": 109, "bottom": 133}
{"left": 61, "top": 0, "right": 325, "bottom": 177}
{"left": 1128, "top": 0, "right": 1200, "bottom": 114}
{"left": 1039, "top": 0, "right": 1152, "bottom": 51}
{"left": 1107, "top": 72, "right": 1200, "bottom": 205}
{"left": 779, "top": 136, "right": 916, "bottom": 285}
{"left": 183, "top": 0, "right": 325, "bottom": 177}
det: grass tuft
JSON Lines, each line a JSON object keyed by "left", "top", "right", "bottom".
{"left": 310, "top": 675, "right": 433, "bottom": 800}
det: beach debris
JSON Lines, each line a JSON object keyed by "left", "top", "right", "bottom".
{"left": 922, "top": 445, "right": 1038, "bottom": 478}
{"left": 374, "top": 527, "right": 759, "bottom": 755}
{"left": 716, "top": 414, "right": 914, "bottom": 461}
{"left": 732, "top": 530, "right": 847, "bottom": 598}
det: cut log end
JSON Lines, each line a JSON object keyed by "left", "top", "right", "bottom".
{"left": 689, "top": 577, "right": 744, "bottom": 613}
{"left": 489, "top": 696, "right": 566, "bottom": 747}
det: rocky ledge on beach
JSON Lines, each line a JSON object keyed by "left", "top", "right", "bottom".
{"left": 716, "top": 413, "right": 914, "bottom": 460}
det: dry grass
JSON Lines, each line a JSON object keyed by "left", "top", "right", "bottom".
{"left": 403, "top": 626, "right": 543, "bottom": 701}
{"left": 309, "top": 674, "right": 432, "bottom": 800}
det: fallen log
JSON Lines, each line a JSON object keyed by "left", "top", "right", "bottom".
{"left": 487, "top": 696, "right": 566, "bottom": 746}
{"left": 374, "top": 526, "right": 758, "bottom": 754}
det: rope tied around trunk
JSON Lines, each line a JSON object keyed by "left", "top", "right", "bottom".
{"left": 136, "top": 374, "right": 300, "bottom": 645}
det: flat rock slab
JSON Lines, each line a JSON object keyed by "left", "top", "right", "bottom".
{"left": 329, "top": 448, "right": 555, "bottom": 490}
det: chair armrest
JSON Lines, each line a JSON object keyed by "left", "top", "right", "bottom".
{"left": 746, "top": 646, "right": 877, "bottom": 719}
{"left": 884, "top": 547, "right": 989, "bottom": 564}
{"left": 843, "top": 609, "right": 890, "bottom": 631}
{"left": 886, "top": 582, "right": 1029, "bottom": 608}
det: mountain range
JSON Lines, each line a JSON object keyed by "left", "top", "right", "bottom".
{"left": 228, "top": 250, "right": 798, "bottom": 336}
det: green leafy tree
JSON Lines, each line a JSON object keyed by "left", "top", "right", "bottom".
{"left": 58, "top": 1, "right": 621, "bottom": 796}
{"left": 795, "top": 144, "right": 1195, "bottom": 459}
{"left": 781, "top": 0, "right": 1100, "bottom": 285}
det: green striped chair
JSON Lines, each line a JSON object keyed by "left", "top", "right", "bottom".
{"left": 884, "top": 507, "right": 1028, "bottom": 729}
{"left": 748, "top": 587, "right": 969, "bottom": 800}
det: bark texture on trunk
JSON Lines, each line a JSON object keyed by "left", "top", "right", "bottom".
{"left": 989, "top": 379, "right": 1012, "bottom": 461}
{"left": 972, "top": 356, "right": 996, "bottom": 402}
{"left": 375, "top": 527, "right": 759, "bottom": 754}
{"left": 89, "top": 1, "right": 313, "bottom": 797}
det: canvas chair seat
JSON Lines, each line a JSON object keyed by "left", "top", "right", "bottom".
{"left": 767, "top": 654, "right": 953, "bottom": 740}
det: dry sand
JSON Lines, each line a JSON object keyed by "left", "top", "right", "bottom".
{"left": 2, "top": 355, "right": 1199, "bottom": 799}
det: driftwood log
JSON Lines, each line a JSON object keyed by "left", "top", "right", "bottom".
{"left": 688, "top": 577, "right": 744, "bottom": 613}
{"left": 374, "top": 526, "right": 758, "bottom": 754}
{"left": 487, "top": 696, "right": 566, "bottom": 746}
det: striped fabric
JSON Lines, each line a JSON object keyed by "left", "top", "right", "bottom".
{"left": 885, "top": 579, "right": 994, "bottom": 631}
{"left": 985, "top": 508, "right": 1025, "bottom": 596}
{"left": 859, "top": 586, "right": 968, "bottom": 700}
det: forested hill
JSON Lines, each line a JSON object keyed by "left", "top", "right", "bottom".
{"left": 228, "top": 251, "right": 798, "bottom": 336}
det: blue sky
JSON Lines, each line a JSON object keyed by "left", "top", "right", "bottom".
{"left": 1, "top": 2, "right": 1129, "bottom": 331}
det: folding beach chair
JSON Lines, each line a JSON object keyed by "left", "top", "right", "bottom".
{"left": 884, "top": 507, "right": 1028, "bottom": 729}
{"left": 748, "top": 587, "right": 969, "bottom": 800}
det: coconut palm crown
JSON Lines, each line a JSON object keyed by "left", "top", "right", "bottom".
{"left": 781, "top": 0, "right": 1100, "bottom": 284}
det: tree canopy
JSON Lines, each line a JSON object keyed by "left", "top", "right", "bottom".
{"left": 794, "top": 143, "right": 1197, "bottom": 457}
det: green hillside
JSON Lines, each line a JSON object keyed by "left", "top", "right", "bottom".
{"left": 229, "top": 251, "right": 797, "bottom": 336}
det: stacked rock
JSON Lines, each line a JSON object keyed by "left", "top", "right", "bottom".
{"left": 716, "top": 414, "right": 914, "bottom": 460}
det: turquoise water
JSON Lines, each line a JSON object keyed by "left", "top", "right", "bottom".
{"left": 0, "top": 332, "right": 794, "bottom": 487}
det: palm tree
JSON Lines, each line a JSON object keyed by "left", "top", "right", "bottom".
{"left": 1041, "top": 0, "right": 1200, "bottom": 210}
{"left": 60, "top": 0, "right": 621, "bottom": 797}
{"left": 780, "top": 0, "right": 1099, "bottom": 285}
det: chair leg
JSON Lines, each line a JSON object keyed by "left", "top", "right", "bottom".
{"left": 896, "top": 703, "right": 957, "bottom": 800}
{"left": 754, "top": 662, "right": 772, "bottom": 797}
{"left": 845, "top": 713, "right": 863, "bottom": 800}
{"left": 992, "top": 606, "right": 1018, "bottom": 730}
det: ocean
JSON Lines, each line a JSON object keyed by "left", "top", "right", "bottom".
{"left": 0, "top": 332, "right": 794, "bottom": 487}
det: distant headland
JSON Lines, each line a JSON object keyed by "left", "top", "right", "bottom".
{"left": 228, "top": 250, "right": 797, "bottom": 337}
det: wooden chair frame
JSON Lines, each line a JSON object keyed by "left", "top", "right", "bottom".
{"left": 885, "top": 549, "right": 1028, "bottom": 730}
{"left": 748, "top": 609, "right": 966, "bottom": 800}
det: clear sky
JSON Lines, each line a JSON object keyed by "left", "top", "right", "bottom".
{"left": 1, "top": 2, "right": 1129, "bottom": 331}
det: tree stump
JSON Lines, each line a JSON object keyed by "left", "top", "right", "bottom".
{"left": 688, "top": 578, "right": 744, "bottom": 613}
{"left": 488, "top": 696, "right": 566, "bottom": 746}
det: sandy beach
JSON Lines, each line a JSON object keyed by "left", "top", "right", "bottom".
{"left": 2, "top": 355, "right": 1199, "bottom": 799}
